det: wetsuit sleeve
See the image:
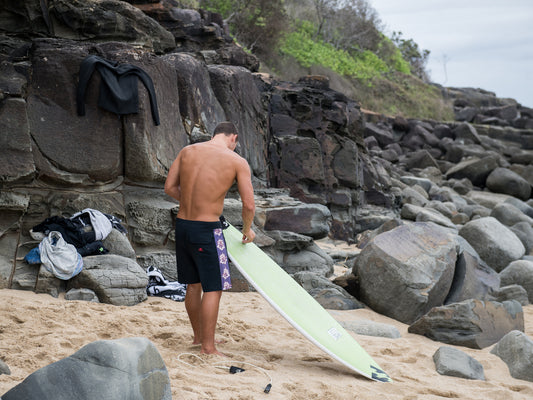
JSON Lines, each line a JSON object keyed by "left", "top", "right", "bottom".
{"left": 135, "top": 69, "right": 161, "bottom": 126}
{"left": 76, "top": 55, "right": 99, "bottom": 116}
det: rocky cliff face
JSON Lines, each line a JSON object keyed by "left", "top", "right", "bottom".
{"left": 1, "top": 0, "right": 533, "bottom": 301}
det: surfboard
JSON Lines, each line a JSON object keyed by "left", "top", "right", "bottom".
{"left": 223, "top": 223, "right": 392, "bottom": 382}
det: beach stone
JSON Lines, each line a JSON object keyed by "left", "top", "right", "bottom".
{"left": 308, "top": 287, "right": 364, "bottom": 310}
{"left": 509, "top": 222, "right": 533, "bottom": 254}
{"left": 408, "top": 299, "right": 524, "bottom": 349}
{"left": 1, "top": 337, "right": 171, "bottom": 400}
{"left": 459, "top": 217, "right": 525, "bottom": 272}
{"left": 67, "top": 255, "right": 148, "bottom": 306}
{"left": 499, "top": 260, "right": 533, "bottom": 303}
{"left": 486, "top": 168, "right": 531, "bottom": 200}
{"left": 433, "top": 346, "right": 485, "bottom": 380}
{"left": 292, "top": 271, "right": 364, "bottom": 310}
{"left": 0, "top": 358, "right": 10, "bottom": 375}
{"left": 465, "top": 191, "right": 509, "bottom": 209}
{"left": 490, "top": 285, "right": 529, "bottom": 306}
{"left": 445, "top": 155, "right": 499, "bottom": 187}
{"left": 453, "top": 123, "right": 481, "bottom": 144}
{"left": 264, "top": 230, "right": 313, "bottom": 252}
{"left": 339, "top": 319, "right": 401, "bottom": 339}
{"left": 400, "top": 176, "right": 433, "bottom": 193}
{"left": 490, "top": 202, "right": 533, "bottom": 227}
{"left": 400, "top": 186, "right": 428, "bottom": 207}
{"left": 103, "top": 228, "right": 136, "bottom": 259}
{"left": 491, "top": 330, "right": 533, "bottom": 382}
{"left": 272, "top": 243, "right": 334, "bottom": 276}
{"left": 504, "top": 197, "right": 533, "bottom": 218}
{"left": 400, "top": 204, "right": 456, "bottom": 229}
{"left": 356, "top": 222, "right": 457, "bottom": 324}
{"left": 65, "top": 288, "right": 100, "bottom": 302}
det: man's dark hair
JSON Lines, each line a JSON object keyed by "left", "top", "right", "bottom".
{"left": 213, "top": 121, "right": 237, "bottom": 137}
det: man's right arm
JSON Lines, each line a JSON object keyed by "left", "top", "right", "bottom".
{"left": 236, "top": 158, "right": 256, "bottom": 243}
{"left": 164, "top": 153, "right": 181, "bottom": 201}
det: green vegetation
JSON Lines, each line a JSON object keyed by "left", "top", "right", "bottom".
{"left": 199, "top": 0, "right": 454, "bottom": 120}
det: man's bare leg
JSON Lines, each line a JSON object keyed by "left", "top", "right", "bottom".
{"left": 200, "top": 290, "right": 224, "bottom": 355}
{"left": 184, "top": 283, "right": 203, "bottom": 345}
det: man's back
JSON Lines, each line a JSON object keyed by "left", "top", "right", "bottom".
{"left": 175, "top": 141, "right": 242, "bottom": 222}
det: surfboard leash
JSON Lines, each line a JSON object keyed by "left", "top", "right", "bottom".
{"left": 177, "top": 353, "right": 273, "bottom": 394}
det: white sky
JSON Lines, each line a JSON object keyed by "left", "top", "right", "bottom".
{"left": 369, "top": 0, "right": 533, "bottom": 108}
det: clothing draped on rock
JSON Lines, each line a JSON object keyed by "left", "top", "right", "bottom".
{"left": 76, "top": 54, "right": 160, "bottom": 125}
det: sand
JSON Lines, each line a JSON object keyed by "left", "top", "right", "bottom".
{"left": 1, "top": 288, "right": 532, "bottom": 400}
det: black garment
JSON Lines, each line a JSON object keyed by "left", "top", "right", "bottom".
{"left": 76, "top": 55, "right": 160, "bottom": 125}
{"left": 32, "top": 216, "right": 95, "bottom": 249}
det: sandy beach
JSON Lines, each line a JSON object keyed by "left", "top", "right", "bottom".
{"left": 1, "top": 288, "right": 532, "bottom": 399}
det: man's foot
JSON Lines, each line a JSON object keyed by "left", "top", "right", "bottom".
{"left": 192, "top": 338, "right": 226, "bottom": 345}
{"left": 200, "top": 348, "right": 226, "bottom": 357}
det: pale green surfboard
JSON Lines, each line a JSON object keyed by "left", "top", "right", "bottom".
{"left": 223, "top": 223, "right": 392, "bottom": 382}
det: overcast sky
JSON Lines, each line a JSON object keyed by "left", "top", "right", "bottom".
{"left": 369, "top": 0, "right": 533, "bottom": 108}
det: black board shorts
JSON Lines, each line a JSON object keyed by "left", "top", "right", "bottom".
{"left": 175, "top": 218, "right": 232, "bottom": 292}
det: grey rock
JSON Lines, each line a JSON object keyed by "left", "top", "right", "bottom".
{"left": 490, "top": 202, "right": 533, "bottom": 227}
{"left": 445, "top": 155, "right": 499, "bottom": 187}
{"left": 136, "top": 251, "right": 178, "bottom": 282}
{"left": 509, "top": 222, "right": 533, "bottom": 254}
{"left": 400, "top": 186, "right": 428, "bottom": 207}
{"left": 400, "top": 176, "right": 433, "bottom": 192}
{"left": 490, "top": 285, "right": 529, "bottom": 306}
{"left": 1, "top": 337, "right": 171, "bottom": 400}
{"left": 408, "top": 299, "right": 524, "bottom": 349}
{"left": 452, "top": 123, "right": 481, "bottom": 144}
{"left": 433, "top": 346, "right": 485, "bottom": 380}
{"left": 356, "top": 222, "right": 457, "bottom": 324}
{"left": 499, "top": 260, "right": 533, "bottom": 303}
{"left": 103, "top": 228, "right": 136, "bottom": 259}
{"left": 490, "top": 330, "right": 533, "bottom": 382}
{"left": 504, "top": 197, "right": 533, "bottom": 218}
{"left": 64, "top": 288, "right": 99, "bottom": 302}
{"left": 444, "top": 250, "right": 500, "bottom": 305}
{"left": 308, "top": 287, "right": 364, "bottom": 310}
{"left": 68, "top": 255, "right": 148, "bottom": 306}
{"left": 339, "top": 319, "right": 401, "bottom": 339}
{"left": 466, "top": 190, "right": 509, "bottom": 209}
{"left": 269, "top": 243, "right": 333, "bottom": 276}
{"left": 264, "top": 230, "right": 313, "bottom": 252}
{"left": 264, "top": 204, "right": 331, "bottom": 239}
{"left": 0, "top": 358, "right": 11, "bottom": 375}
{"left": 400, "top": 204, "right": 456, "bottom": 229}
{"left": 486, "top": 168, "right": 531, "bottom": 200}
{"left": 459, "top": 217, "right": 525, "bottom": 272}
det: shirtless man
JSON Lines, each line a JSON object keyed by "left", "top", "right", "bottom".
{"left": 164, "top": 121, "right": 256, "bottom": 356}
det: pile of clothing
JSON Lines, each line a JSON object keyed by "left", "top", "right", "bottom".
{"left": 24, "top": 208, "right": 127, "bottom": 280}
{"left": 146, "top": 266, "right": 186, "bottom": 302}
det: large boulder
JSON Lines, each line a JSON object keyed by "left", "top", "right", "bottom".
{"left": 67, "top": 254, "right": 148, "bottom": 306}
{"left": 408, "top": 299, "right": 524, "bottom": 349}
{"left": 459, "top": 217, "right": 525, "bottom": 272}
{"left": 355, "top": 222, "right": 457, "bottom": 324}
{"left": 486, "top": 167, "right": 531, "bottom": 200}
{"left": 445, "top": 155, "right": 499, "bottom": 187}
{"left": 490, "top": 330, "right": 533, "bottom": 382}
{"left": 1, "top": 337, "right": 171, "bottom": 400}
